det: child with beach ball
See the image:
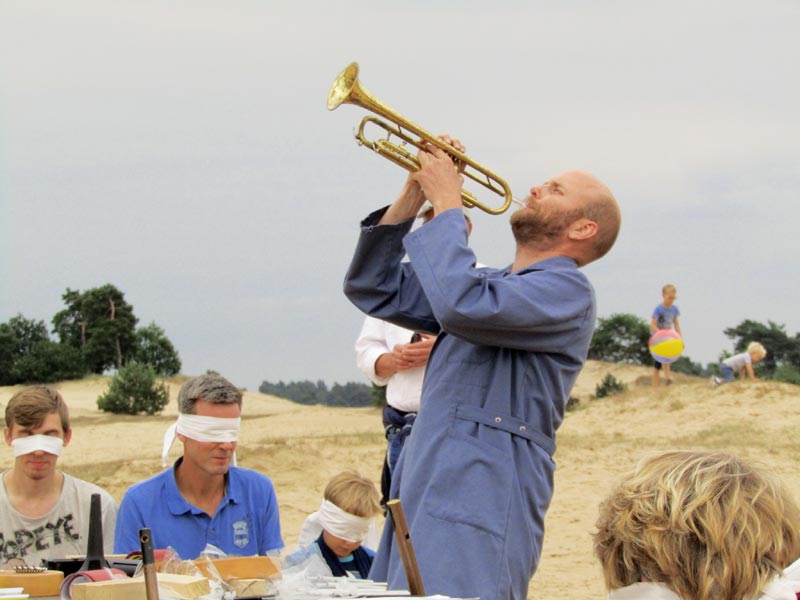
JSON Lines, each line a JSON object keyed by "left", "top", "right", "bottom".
{"left": 649, "top": 284, "right": 683, "bottom": 387}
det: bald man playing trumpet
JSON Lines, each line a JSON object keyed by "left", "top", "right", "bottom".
{"left": 344, "top": 134, "right": 620, "bottom": 600}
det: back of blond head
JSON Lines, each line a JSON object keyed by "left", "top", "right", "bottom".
{"left": 747, "top": 342, "right": 767, "bottom": 361}
{"left": 594, "top": 450, "right": 800, "bottom": 600}
{"left": 324, "top": 470, "right": 381, "bottom": 519}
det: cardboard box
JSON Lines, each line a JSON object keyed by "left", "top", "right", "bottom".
{"left": 0, "top": 570, "right": 64, "bottom": 597}
{"left": 193, "top": 555, "right": 279, "bottom": 580}
{"left": 70, "top": 573, "right": 210, "bottom": 600}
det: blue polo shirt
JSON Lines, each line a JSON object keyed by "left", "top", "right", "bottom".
{"left": 114, "top": 459, "right": 283, "bottom": 559}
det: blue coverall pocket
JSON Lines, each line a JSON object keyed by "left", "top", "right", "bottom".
{"left": 425, "top": 425, "right": 514, "bottom": 538}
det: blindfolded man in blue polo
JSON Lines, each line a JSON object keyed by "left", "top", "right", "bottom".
{"left": 114, "top": 374, "right": 283, "bottom": 559}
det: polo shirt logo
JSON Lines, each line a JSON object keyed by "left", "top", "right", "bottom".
{"left": 233, "top": 520, "right": 249, "bottom": 549}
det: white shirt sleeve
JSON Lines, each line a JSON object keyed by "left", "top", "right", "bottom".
{"left": 354, "top": 316, "right": 392, "bottom": 386}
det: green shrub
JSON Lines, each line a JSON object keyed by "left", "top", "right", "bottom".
{"left": 594, "top": 373, "right": 626, "bottom": 399}
{"left": 588, "top": 313, "right": 651, "bottom": 364}
{"left": 371, "top": 383, "right": 387, "bottom": 408}
{"left": 774, "top": 364, "right": 800, "bottom": 385}
{"left": 9, "top": 341, "right": 85, "bottom": 384}
{"left": 97, "top": 362, "right": 169, "bottom": 415}
{"left": 565, "top": 396, "right": 580, "bottom": 412}
{"left": 670, "top": 355, "right": 704, "bottom": 376}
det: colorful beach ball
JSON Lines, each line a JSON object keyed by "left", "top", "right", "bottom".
{"left": 649, "top": 329, "right": 684, "bottom": 364}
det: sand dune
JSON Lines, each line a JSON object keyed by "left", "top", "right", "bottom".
{"left": 2, "top": 362, "right": 798, "bottom": 599}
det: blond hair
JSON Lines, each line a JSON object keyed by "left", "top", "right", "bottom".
{"left": 594, "top": 450, "right": 800, "bottom": 600}
{"left": 324, "top": 470, "right": 381, "bottom": 518}
{"left": 662, "top": 283, "right": 677, "bottom": 295}
{"left": 4, "top": 385, "right": 70, "bottom": 433}
{"left": 747, "top": 342, "right": 767, "bottom": 361}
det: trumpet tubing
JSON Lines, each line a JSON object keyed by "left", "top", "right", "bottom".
{"left": 327, "top": 62, "right": 514, "bottom": 215}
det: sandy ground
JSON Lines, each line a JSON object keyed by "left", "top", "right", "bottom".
{"left": 2, "top": 362, "right": 799, "bottom": 599}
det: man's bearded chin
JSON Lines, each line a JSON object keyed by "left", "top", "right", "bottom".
{"left": 511, "top": 206, "right": 572, "bottom": 246}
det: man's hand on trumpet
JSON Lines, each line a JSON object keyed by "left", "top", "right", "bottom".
{"left": 412, "top": 134, "right": 465, "bottom": 219}
{"left": 378, "top": 134, "right": 466, "bottom": 226}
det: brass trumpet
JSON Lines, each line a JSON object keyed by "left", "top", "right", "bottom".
{"left": 327, "top": 62, "right": 516, "bottom": 215}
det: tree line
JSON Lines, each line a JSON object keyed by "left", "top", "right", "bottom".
{"left": 5, "top": 293, "right": 797, "bottom": 414}
{"left": 258, "top": 379, "right": 377, "bottom": 407}
{"left": 0, "top": 283, "right": 181, "bottom": 386}
{"left": 588, "top": 314, "right": 800, "bottom": 384}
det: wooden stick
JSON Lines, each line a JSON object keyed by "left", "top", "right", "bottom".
{"left": 386, "top": 499, "right": 425, "bottom": 596}
{"left": 139, "top": 528, "right": 160, "bottom": 600}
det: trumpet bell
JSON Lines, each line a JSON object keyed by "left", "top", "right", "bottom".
{"left": 327, "top": 63, "right": 359, "bottom": 111}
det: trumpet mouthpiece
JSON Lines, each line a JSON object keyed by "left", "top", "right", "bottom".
{"left": 510, "top": 197, "right": 527, "bottom": 209}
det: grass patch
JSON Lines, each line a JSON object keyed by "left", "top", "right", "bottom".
{"left": 250, "top": 431, "right": 382, "bottom": 448}
{"left": 70, "top": 413, "right": 177, "bottom": 427}
{"left": 69, "top": 412, "right": 278, "bottom": 428}
{"left": 669, "top": 422, "right": 779, "bottom": 450}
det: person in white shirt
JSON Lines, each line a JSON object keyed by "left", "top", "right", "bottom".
{"left": 712, "top": 341, "right": 767, "bottom": 385}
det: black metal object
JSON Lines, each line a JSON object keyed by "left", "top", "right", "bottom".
{"left": 77, "top": 493, "right": 110, "bottom": 572}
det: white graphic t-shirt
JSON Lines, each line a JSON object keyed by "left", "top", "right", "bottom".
{"left": 0, "top": 472, "right": 116, "bottom": 566}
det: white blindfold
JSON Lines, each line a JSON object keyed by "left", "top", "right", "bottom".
{"left": 161, "top": 413, "right": 240, "bottom": 467}
{"left": 315, "top": 499, "right": 373, "bottom": 543}
{"left": 11, "top": 434, "right": 64, "bottom": 457}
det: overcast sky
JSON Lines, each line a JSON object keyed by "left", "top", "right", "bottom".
{"left": 2, "top": 1, "right": 798, "bottom": 391}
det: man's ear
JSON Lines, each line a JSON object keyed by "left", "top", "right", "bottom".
{"left": 3, "top": 427, "right": 12, "bottom": 447}
{"left": 567, "top": 218, "right": 598, "bottom": 241}
{"left": 63, "top": 428, "right": 73, "bottom": 447}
